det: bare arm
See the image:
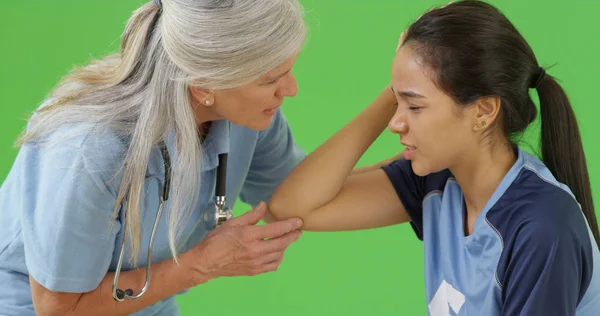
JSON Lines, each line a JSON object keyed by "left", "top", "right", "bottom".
{"left": 295, "top": 168, "right": 410, "bottom": 231}
{"left": 261, "top": 153, "right": 403, "bottom": 225}
{"left": 31, "top": 203, "right": 302, "bottom": 316}
{"left": 30, "top": 253, "right": 202, "bottom": 316}
{"left": 269, "top": 86, "right": 410, "bottom": 231}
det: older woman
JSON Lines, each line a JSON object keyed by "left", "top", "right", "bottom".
{"left": 0, "top": 0, "right": 309, "bottom": 315}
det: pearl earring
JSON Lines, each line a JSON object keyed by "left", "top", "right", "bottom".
{"left": 204, "top": 99, "right": 212, "bottom": 106}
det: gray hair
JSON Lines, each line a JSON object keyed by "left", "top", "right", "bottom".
{"left": 17, "top": 0, "right": 306, "bottom": 265}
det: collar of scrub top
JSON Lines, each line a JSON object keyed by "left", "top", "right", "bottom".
{"left": 163, "top": 119, "right": 231, "bottom": 172}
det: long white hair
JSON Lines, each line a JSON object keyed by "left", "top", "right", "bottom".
{"left": 17, "top": 0, "right": 306, "bottom": 265}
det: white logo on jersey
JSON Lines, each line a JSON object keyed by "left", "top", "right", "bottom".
{"left": 428, "top": 280, "right": 466, "bottom": 316}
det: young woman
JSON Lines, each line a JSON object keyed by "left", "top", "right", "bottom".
{"left": 268, "top": 1, "right": 600, "bottom": 315}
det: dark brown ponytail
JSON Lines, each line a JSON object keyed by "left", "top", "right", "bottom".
{"left": 537, "top": 72, "right": 600, "bottom": 248}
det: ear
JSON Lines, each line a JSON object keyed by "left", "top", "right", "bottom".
{"left": 190, "top": 86, "right": 214, "bottom": 107}
{"left": 472, "top": 96, "right": 501, "bottom": 131}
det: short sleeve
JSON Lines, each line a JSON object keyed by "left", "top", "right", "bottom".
{"left": 20, "top": 136, "right": 124, "bottom": 293}
{"left": 239, "top": 109, "right": 306, "bottom": 206}
{"left": 381, "top": 159, "right": 450, "bottom": 240}
{"left": 498, "top": 218, "right": 594, "bottom": 315}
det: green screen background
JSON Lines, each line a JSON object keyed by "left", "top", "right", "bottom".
{"left": 1, "top": 1, "right": 599, "bottom": 315}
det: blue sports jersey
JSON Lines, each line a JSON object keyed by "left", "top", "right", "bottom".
{"left": 382, "top": 147, "right": 600, "bottom": 316}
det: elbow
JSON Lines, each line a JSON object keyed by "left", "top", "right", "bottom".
{"left": 268, "top": 185, "right": 319, "bottom": 224}
{"left": 267, "top": 189, "right": 289, "bottom": 220}
{"left": 261, "top": 208, "right": 279, "bottom": 224}
{"left": 267, "top": 197, "right": 313, "bottom": 225}
{"left": 31, "top": 286, "right": 82, "bottom": 316}
{"left": 266, "top": 197, "right": 289, "bottom": 221}
{"left": 34, "top": 300, "right": 79, "bottom": 316}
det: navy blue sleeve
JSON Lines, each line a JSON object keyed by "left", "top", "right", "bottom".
{"left": 495, "top": 196, "right": 595, "bottom": 315}
{"left": 381, "top": 158, "right": 450, "bottom": 240}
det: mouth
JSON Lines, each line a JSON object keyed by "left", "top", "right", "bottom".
{"left": 401, "top": 142, "right": 416, "bottom": 150}
{"left": 401, "top": 142, "right": 417, "bottom": 160}
{"left": 263, "top": 104, "right": 281, "bottom": 116}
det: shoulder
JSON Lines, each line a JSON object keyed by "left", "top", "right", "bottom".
{"left": 20, "top": 122, "right": 130, "bottom": 192}
{"left": 488, "top": 159, "right": 596, "bottom": 291}
{"left": 487, "top": 157, "right": 591, "bottom": 248}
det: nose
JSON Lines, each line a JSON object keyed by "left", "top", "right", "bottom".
{"left": 276, "top": 72, "right": 298, "bottom": 98}
{"left": 388, "top": 109, "right": 408, "bottom": 135}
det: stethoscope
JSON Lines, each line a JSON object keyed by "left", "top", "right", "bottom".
{"left": 112, "top": 140, "right": 233, "bottom": 301}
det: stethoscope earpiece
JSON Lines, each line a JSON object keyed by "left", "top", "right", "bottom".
{"left": 115, "top": 288, "right": 133, "bottom": 300}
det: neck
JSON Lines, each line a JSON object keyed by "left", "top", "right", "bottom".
{"left": 192, "top": 99, "right": 223, "bottom": 125}
{"left": 450, "top": 142, "right": 517, "bottom": 221}
{"left": 191, "top": 100, "right": 223, "bottom": 139}
{"left": 198, "top": 121, "right": 212, "bottom": 141}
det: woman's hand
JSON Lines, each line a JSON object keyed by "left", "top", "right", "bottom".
{"left": 184, "top": 202, "right": 303, "bottom": 281}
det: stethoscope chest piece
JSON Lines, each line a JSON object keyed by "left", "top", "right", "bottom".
{"left": 203, "top": 152, "right": 233, "bottom": 230}
{"left": 203, "top": 196, "right": 233, "bottom": 230}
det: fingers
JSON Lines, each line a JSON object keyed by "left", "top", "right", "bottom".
{"left": 235, "top": 229, "right": 299, "bottom": 264}
{"left": 232, "top": 233, "right": 298, "bottom": 276}
{"left": 250, "top": 251, "right": 286, "bottom": 275}
{"left": 228, "top": 201, "right": 267, "bottom": 226}
{"left": 257, "top": 251, "right": 285, "bottom": 265}
{"left": 258, "top": 252, "right": 286, "bottom": 274}
{"left": 236, "top": 230, "right": 300, "bottom": 263}
{"left": 259, "top": 259, "right": 285, "bottom": 274}
{"left": 249, "top": 217, "right": 303, "bottom": 240}
{"left": 258, "top": 229, "right": 302, "bottom": 254}
{"left": 248, "top": 259, "right": 284, "bottom": 276}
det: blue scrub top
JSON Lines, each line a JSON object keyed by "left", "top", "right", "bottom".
{"left": 0, "top": 108, "right": 306, "bottom": 316}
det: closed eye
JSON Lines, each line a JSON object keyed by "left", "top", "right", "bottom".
{"left": 263, "top": 69, "right": 291, "bottom": 85}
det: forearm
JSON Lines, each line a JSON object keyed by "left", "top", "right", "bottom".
{"left": 269, "top": 87, "right": 397, "bottom": 219}
{"left": 67, "top": 253, "right": 207, "bottom": 316}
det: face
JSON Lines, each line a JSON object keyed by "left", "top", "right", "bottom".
{"left": 191, "top": 52, "right": 300, "bottom": 131}
{"left": 388, "top": 45, "right": 478, "bottom": 176}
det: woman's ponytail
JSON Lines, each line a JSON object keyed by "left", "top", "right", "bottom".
{"left": 536, "top": 68, "right": 600, "bottom": 248}
{"left": 115, "top": 2, "right": 162, "bottom": 84}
